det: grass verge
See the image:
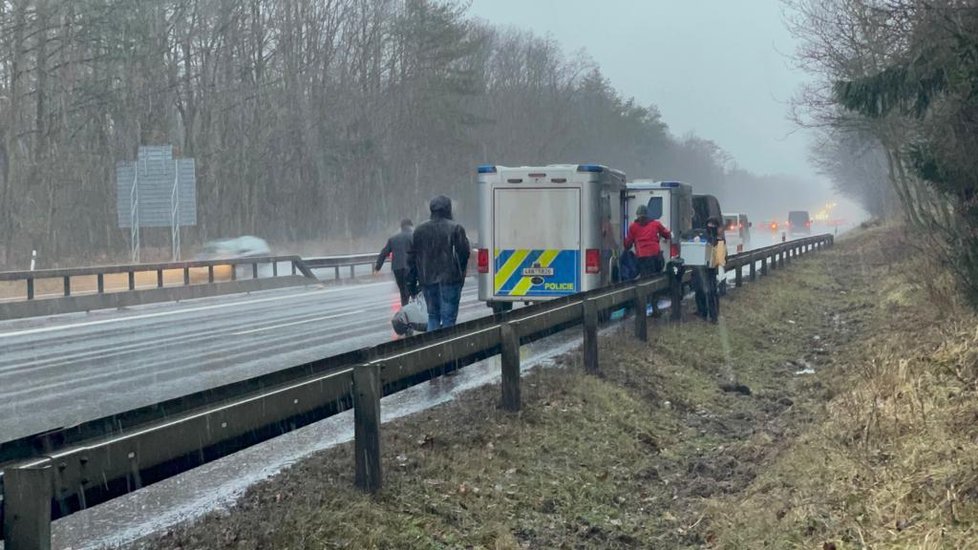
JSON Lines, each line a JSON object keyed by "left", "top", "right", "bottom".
{"left": 136, "top": 227, "right": 969, "bottom": 549}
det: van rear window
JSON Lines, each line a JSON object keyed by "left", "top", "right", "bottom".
{"left": 646, "top": 197, "right": 663, "bottom": 220}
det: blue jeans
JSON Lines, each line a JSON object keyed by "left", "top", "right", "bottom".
{"left": 423, "top": 282, "right": 464, "bottom": 331}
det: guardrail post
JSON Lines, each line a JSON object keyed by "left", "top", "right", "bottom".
{"left": 778, "top": 249, "right": 785, "bottom": 269}
{"left": 183, "top": 267, "right": 190, "bottom": 285}
{"left": 583, "top": 299, "right": 599, "bottom": 375}
{"left": 27, "top": 278, "right": 34, "bottom": 300}
{"left": 272, "top": 261, "right": 278, "bottom": 277}
{"left": 207, "top": 266, "right": 215, "bottom": 283}
{"left": 350, "top": 265, "right": 355, "bottom": 279}
{"left": 97, "top": 273, "right": 105, "bottom": 294}
{"left": 157, "top": 269, "right": 164, "bottom": 288}
{"left": 128, "top": 271, "right": 135, "bottom": 290}
{"left": 499, "top": 322, "right": 521, "bottom": 411}
{"left": 253, "top": 262, "right": 259, "bottom": 279}
{"left": 749, "top": 258, "right": 757, "bottom": 281}
{"left": 761, "top": 256, "right": 769, "bottom": 276}
{"left": 334, "top": 266, "right": 340, "bottom": 280}
{"left": 633, "top": 285, "right": 648, "bottom": 341}
{"left": 2, "top": 461, "right": 53, "bottom": 550}
{"left": 735, "top": 265, "right": 743, "bottom": 288}
{"left": 292, "top": 261, "right": 298, "bottom": 276}
{"left": 63, "top": 276, "right": 70, "bottom": 297}
{"left": 230, "top": 264, "right": 237, "bottom": 281}
{"left": 353, "top": 363, "right": 382, "bottom": 493}
{"left": 670, "top": 269, "right": 683, "bottom": 321}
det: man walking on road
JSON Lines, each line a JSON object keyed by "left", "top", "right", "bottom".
{"left": 407, "top": 195, "right": 471, "bottom": 331}
{"left": 374, "top": 218, "right": 414, "bottom": 306}
{"left": 624, "top": 204, "right": 672, "bottom": 277}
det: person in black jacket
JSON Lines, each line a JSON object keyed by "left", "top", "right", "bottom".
{"left": 374, "top": 219, "right": 414, "bottom": 306}
{"left": 407, "top": 195, "right": 470, "bottom": 331}
{"left": 692, "top": 216, "right": 723, "bottom": 323}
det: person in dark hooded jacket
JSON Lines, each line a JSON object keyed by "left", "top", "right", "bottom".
{"left": 624, "top": 204, "right": 672, "bottom": 277}
{"left": 407, "top": 195, "right": 471, "bottom": 331}
{"left": 374, "top": 218, "right": 414, "bottom": 306}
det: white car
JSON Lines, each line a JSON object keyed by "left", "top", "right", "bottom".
{"left": 194, "top": 236, "right": 273, "bottom": 280}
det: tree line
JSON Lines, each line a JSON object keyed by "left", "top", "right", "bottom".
{"left": 0, "top": 0, "right": 823, "bottom": 269}
{"left": 786, "top": 0, "right": 978, "bottom": 304}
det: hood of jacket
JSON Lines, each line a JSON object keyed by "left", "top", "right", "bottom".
{"left": 429, "top": 195, "right": 453, "bottom": 220}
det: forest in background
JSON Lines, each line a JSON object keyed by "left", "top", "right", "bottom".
{"left": 0, "top": 0, "right": 831, "bottom": 268}
{"left": 789, "top": 0, "right": 978, "bottom": 305}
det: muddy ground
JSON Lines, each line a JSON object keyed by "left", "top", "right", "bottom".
{"left": 128, "top": 227, "right": 920, "bottom": 549}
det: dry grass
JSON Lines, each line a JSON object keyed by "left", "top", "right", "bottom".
{"left": 133, "top": 225, "right": 976, "bottom": 550}
{"left": 703, "top": 227, "right": 978, "bottom": 549}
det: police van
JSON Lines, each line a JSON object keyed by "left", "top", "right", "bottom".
{"left": 622, "top": 180, "right": 693, "bottom": 260}
{"left": 476, "top": 164, "right": 626, "bottom": 313}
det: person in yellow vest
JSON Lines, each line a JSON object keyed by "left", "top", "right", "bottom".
{"left": 693, "top": 216, "right": 725, "bottom": 323}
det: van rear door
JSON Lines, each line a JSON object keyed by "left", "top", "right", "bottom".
{"left": 493, "top": 188, "right": 581, "bottom": 298}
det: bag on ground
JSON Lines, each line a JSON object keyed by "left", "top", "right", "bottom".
{"left": 619, "top": 249, "right": 639, "bottom": 281}
{"left": 392, "top": 295, "right": 428, "bottom": 335}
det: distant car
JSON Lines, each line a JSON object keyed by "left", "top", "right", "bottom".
{"left": 195, "top": 236, "right": 271, "bottom": 260}
{"left": 788, "top": 211, "right": 812, "bottom": 235}
{"left": 194, "top": 236, "right": 273, "bottom": 280}
{"left": 722, "top": 212, "right": 751, "bottom": 252}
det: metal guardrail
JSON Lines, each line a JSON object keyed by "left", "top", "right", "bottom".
{"left": 303, "top": 254, "right": 377, "bottom": 280}
{"left": 0, "top": 256, "right": 317, "bottom": 301}
{"left": 304, "top": 249, "right": 481, "bottom": 281}
{"left": 0, "top": 235, "right": 833, "bottom": 548}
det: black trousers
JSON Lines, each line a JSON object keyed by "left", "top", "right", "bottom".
{"left": 637, "top": 254, "right": 664, "bottom": 278}
{"left": 692, "top": 267, "right": 720, "bottom": 322}
{"left": 393, "top": 268, "right": 411, "bottom": 306}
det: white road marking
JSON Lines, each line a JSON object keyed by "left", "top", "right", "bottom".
{"left": 231, "top": 310, "right": 365, "bottom": 336}
{"left": 0, "top": 285, "right": 379, "bottom": 339}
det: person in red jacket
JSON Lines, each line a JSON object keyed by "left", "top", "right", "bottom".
{"left": 624, "top": 204, "right": 672, "bottom": 277}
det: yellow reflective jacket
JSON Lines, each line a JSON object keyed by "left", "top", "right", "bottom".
{"left": 712, "top": 240, "right": 727, "bottom": 268}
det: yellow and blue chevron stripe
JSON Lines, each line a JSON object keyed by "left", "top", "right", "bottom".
{"left": 493, "top": 249, "right": 580, "bottom": 297}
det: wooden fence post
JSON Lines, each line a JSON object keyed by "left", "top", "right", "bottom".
{"left": 500, "top": 323, "right": 521, "bottom": 411}
{"left": 583, "top": 299, "right": 599, "bottom": 374}
{"left": 2, "top": 461, "right": 53, "bottom": 550}
{"left": 354, "top": 363, "right": 382, "bottom": 493}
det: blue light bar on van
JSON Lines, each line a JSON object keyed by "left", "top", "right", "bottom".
{"left": 477, "top": 164, "right": 497, "bottom": 174}
{"left": 577, "top": 164, "right": 604, "bottom": 173}
{"left": 659, "top": 181, "right": 681, "bottom": 187}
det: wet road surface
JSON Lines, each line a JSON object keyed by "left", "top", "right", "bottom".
{"left": 0, "top": 277, "right": 485, "bottom": 443}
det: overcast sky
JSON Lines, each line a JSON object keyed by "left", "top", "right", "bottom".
{"left": 467, "top": 0, "right": 812, "bottom": 179}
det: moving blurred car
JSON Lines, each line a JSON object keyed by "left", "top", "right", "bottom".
{"left": 722, "top": 212, "right": 751, "bottom": 252}
{"left": 787, "top": 211, "right": 812, "bottom": 235}
{"left": 194, "top": 236, "right": 273, "bottom": 280}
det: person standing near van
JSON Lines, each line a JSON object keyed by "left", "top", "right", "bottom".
{"left": 374, "top": 218, "right": 414, "bottom": 306}
{"left": 693, "top": 216, "right": 725, "bottom": 323}
{"left": 624, "top": 204, "right": 672, "bottom": 277}
{"left": 407, "top": 195, "right": 471, "bottom": 331}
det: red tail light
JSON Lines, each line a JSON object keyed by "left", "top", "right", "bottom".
{"left": 670, "top": 243, "right": 680, "bottom": 258}
{"left": 770, "top": 223, "right": 777, "bottom": 230}
{"left": 477, "top": 249, "right": 489, "bottom": 273}
{"left": 585, "top": 249, "right": 600, "bottom": 274}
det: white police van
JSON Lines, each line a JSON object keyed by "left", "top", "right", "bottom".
{"left": 476, "top": 164, "right": 626, "bottom": 313}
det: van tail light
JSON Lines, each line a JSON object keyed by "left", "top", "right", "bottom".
{"left": 477, "top": 249, "right": 489, "bottom": 273}
{"left": 585, "top": 249, "right": 600, "bottom": 274}
{"left": 670, "top": 243, "right": 680, "bottom": 258}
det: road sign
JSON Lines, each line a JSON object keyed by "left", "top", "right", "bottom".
{"left": 115, "top": 146, "right": 197, "bottom": 261}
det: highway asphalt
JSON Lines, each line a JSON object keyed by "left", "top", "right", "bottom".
{"left": 0, "top": 276, "right": 486, "bottom": 443}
